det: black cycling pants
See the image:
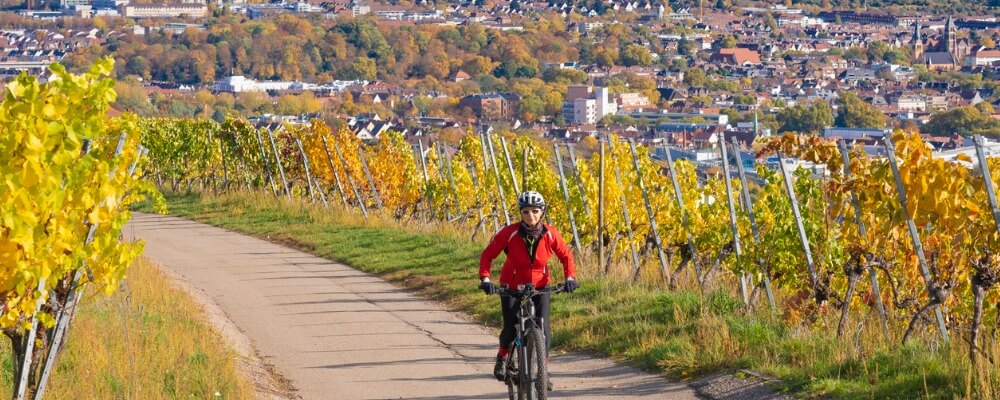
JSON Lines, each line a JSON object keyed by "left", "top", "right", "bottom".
{"left": 499, "top": 290, "right": 551, "bottom": 357}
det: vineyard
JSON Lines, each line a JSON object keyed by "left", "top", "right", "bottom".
{"left": 7, "top": 59, "right": 1000, "bottom": 398}
{"left": 138, "top": 115, "right": 1000, "bottom": 395}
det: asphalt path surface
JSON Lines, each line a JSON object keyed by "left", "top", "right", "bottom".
{"left": 128, "top": 213, "right": 702, "bottom": 400}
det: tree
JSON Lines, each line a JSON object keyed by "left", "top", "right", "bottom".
{"left": 835, "top": 92, "right": 885, "bottom": 129}
{"left": 683, "top": 68, "right": 707, "bottom": 87}
{"left": 922, "top": 106, "right": 1000, "bottom": 137}
{"left": 720, "top": 35, "right": 737, "bottom": 49}
{"left": 343, "top": 56, "right": 377, "bottom": 81}
{"left": 621, "top": 44, "right": 653, "bottom": 67}
{"left": 778, "top": 101, "right": 833, "bottom": 134}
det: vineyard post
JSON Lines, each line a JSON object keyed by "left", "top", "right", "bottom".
{"left": 231, "top": 140, "right": 253, "bottom": 192}
{"left": 730, "top": 137, "right": 776, "bottom": 311}
{"left": 300, "top": 139, "right": 329, "bottom": 208}
{"left": 776, "top": 152, "right": 821, "bottom": 294}
{"left": 973, "top": 135, "right": 1000, "bottom": 239}
{"left": 628, "top": 139, "right": 672, "bottom": 284}
{"left": 607, "top": 138, "right": 642, "bottom": 281}
{"left": 663, "top": 144, "right": 704, "bottom": 285}
{"left": 554, "top": 144, "right": 583, "bottom": 252}
{"left": 294, "top": 137, "right": 316, "bottom": 202}
{"left": 265, "top": 128, "right": 292, "bottom": 200}
{"left": 972, "top": 135, "right": 1000, "bottom": 364}
{"left": 441, "top": 144, "right": 461, "bottom": 222}
{"left": 253, "top": 128, "right": 279, "bottom": 196}
{"left": 500, "top": 136, "right": 520, "bottom": 194}
{"left": 521, "top": 146, "right": 528, "bottom": 192}
{"left": 416, "top": 141, "right": 431, "bottom": 221}
{"left": 466, "top": 160, "right": 492, "bottom": 237}
{"left": 598, "top": 142, "right": 606, "bottom": 275}
{"left": 484, "top": 132, "right": 511, "bottom": 225}
{"left": 357, "top": 143, "right": 383, "bottom": 211}
{"left": 30, "top": 134, "right": 128, "bottom": 400}
{"left": 219, "top": 138, "right": 229, "bottom": 192}
{"left": 838, "top": 140, "right": 890, "bottom": 340}
{"left": 319, "top": 135, "right": 350, "bottom": 208}
{"left": 883, "top": 135, "right": 950, "bottom": 342}
{"left": 331, "top": 136, "right": 368, "bottom": 218}
{"left": 719, "top": 133, "right": 750, "bottom": 306}
{"left": 432, "top": 142, "right": 450, "bottom": 219}
{"left": 567, "top": 144, "right": 593, "bottom": 220}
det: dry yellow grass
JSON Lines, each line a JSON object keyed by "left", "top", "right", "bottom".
{"left": 0, "top": 257, "right": 255, "bottom": 400}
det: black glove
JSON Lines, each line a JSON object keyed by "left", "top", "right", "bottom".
{"left": 480, "top": 279, "right": 497, "bottom": 295}
{"left": 565, "top": 277, "right": 578, "bottom": 293}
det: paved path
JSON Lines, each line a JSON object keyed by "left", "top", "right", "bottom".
{"left": 128, "top": 213, "right": 701, "bottom": 400}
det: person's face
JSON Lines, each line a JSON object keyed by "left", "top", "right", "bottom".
{"left": 520, "top": 207, "right": 543, "bottom": 226}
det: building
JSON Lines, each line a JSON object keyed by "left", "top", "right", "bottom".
{"left": 458, "top": 93, "right": 521, "bottom": 121}
{"left": 561, "top": 86, "right": 617, "bottom": 124}
{"left": 965, "top": 49, "right": 1000, "bottom": 67}
{"left": 710, "top": 48, "right": 762, "bottom": 65}
{"left": 121, "top": 3, "right": 208, "bottom": 18}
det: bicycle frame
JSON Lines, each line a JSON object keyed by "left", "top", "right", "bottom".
{"left": 497, "top": 283, "right": 564, "bottom": 399}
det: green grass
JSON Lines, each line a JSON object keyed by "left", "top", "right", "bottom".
{"left": 141, "top": 191, "right": 993, "bottom": 400}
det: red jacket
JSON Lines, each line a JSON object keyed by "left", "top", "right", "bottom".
{"left": 479, "top": 223, "right": 576, "bottom": 287}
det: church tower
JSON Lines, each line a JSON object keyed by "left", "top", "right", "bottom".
{"left": 945, "top": 15, "right": 957, "bottom": 59}
{"left": 912, "top": 20, "right": 923, "bottom": 60}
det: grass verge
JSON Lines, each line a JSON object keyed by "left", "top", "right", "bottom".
{"left": 0, "top": 257, "right": 255, "bottom": 400}
{"left": 141, "top": 191, "right": 990, "bottom": 400}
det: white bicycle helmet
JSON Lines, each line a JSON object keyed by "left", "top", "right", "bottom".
{"left": 517, "top": 191, "right": 546, "bottom": 209}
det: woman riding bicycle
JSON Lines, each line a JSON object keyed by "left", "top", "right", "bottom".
{"left": 478, "top": 191, "right": 578, "bottom": 387}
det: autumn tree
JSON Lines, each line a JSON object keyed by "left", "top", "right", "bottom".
{"left": 835, "top": 91, "right": 886, "bottom": 128}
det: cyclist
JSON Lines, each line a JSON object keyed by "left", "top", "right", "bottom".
{"left": 478, "top": 190, "right": 578, "bottom": 389}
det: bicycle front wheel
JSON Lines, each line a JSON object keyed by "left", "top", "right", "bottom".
{"left": 506, "top": 348, "right": 519, "bottom": 400}
{"left": 524, "top": 328, "right": 548, "bottom": 400}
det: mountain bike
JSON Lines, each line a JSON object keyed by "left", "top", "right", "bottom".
{"left": 495, "top": 283, "right": 565, "bottom": 400}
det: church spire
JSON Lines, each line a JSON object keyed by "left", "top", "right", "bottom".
{"left": 913, "top": 20, "right": 923, "bottom": 59}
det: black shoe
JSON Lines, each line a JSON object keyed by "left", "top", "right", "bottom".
{"left": 493, "top": 356, "right": 506, "bottom": 381}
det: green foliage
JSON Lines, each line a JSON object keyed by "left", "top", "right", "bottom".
{"left": 922, "top": 106, "right": 1000, "bottom": 137}
{"left": 778, "top": 101, "right": 834, "bottom": 134}
{"left": 835, "top": 92, "right": 886, "bottom": 129}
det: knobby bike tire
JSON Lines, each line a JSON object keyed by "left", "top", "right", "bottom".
{"left": 525, "top": 328, "right": 548, "bottom": 400}
{"left": 506, "top": 346, "right": 519, "bottom": 400}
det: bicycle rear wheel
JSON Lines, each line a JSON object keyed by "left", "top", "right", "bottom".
{"left": 524, "top": 328, "right": 548, "bottom": 400}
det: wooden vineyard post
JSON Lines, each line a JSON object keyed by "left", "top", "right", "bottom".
{"left": 265, "top": 128, "right": 291, "bottom": 199}
{"left": 294, "top": 137, "right": 316, "bottom": 202}
{"left": 484, "top": 132, "right": 511, "bottom": 225}
{"left": 467, "top": 159, "right": 494, "bottom": 237}
{"left": 567, "top": 144, "right": 593, "bottom": 220}
{"left": 607, "top": 139, "right": 642, "bottom": 281}
{"left": 253, "top": 127, "right": 279, "bottom": 196}
{"left": 521, "top": 146, "right": 529, "bottom": 192}
{"left": 357, "top": 143, "right": 383, "bottom": 211}
{"left": 883, "top": 135, "right": 949, "bottom": 343}
{"left": 30, "top": 134, "right": 128, "bottom": 400}
{"left": 776, "top": 152, "right": 821, "bottom": 293}
{"left": 719, "top": 133, "right": 749, "bottom": 306}
{"left": 501, "top": 136, "right": 520, "bottom": 194}
{"left": 628, "top": 139, "right": 671, "bottom": 284}
{"left": 598, "top": 142, "right": 607, "bottom": 275}
{"left": 320, "top": 135, "right": 350, "bottom": 207}
{"left": 554, "top": 144, "right": 583, "bottom": 252}
{"left": 973, "top": 135, "right": 1000, "bottom": 239}
{"left": 838, "top": 140, "right": 889, "bottom": 340}
{"left": 730, "top": 137, "right": 776, "bottom": 311}
{"left": 663, "top": 144, "right": 703, "bottom": 286}
{"left": 331, "top": 136, "right": 368, "bottom": 218}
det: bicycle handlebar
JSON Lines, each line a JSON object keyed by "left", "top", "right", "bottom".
{"left": 493, "top": 283, "right": 566, "bottom": 298}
